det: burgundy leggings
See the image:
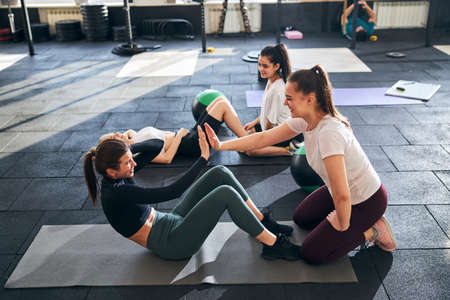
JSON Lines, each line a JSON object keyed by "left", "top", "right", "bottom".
{"left": 293, "top": 184, "right": 387, "bottom": 264}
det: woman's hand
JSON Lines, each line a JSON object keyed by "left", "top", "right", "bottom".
{"left": 204, "top": 123, "right": 222, "bottom": 150}
{"left": 177, "top": 128, "right": 190, "bottom": 138}
{"left": 244, "top": 120, "right": 256, "bottom": 131}
{"left": 197, "top": 125, "right": 210, "bottom": 161}
{"left": 326, "top": 210, "right": 349, "bottom": 231}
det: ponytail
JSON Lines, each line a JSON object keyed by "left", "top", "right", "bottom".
{"left": 288, "top": 65, "right": 350, "bottom": 127}
{"left": 83, "top": 139, "right": 130, "bottom": 206}
{"left": 260, "top": 43, "right": 292, "bottom": 83}
{"left": 84, "top": 147, "right": 98, "bottom": 206}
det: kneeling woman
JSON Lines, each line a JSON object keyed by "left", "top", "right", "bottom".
{"left": 83, "top": 126, "right": 300, "bottom": 261}
{"left": 205, "top": 65, "right": 397, "bottom": 264}
{"left": 101, "top": 92, "right": 248, "bottom": 166}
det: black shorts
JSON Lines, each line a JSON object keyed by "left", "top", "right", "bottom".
{"left": 177, "top": 113, "right": 222, "bottom": 157}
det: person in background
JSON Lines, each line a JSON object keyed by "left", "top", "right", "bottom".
{"left": 341, "top": 0, "right": 376, "bottom": 41}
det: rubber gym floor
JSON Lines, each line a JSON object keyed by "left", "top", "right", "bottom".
{"left": 0, "top": 29, "right": 449, "bottom": 300}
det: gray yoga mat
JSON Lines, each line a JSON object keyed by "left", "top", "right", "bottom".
{"left": 246, "top": 88, "right": 421, "bottom": 107}
{"left": 5, "top": 222, "right": 356, "bottom": 288}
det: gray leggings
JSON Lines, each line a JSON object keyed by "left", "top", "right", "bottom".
{"left": 147, "top": 165, "right": 265, "bottom": 260}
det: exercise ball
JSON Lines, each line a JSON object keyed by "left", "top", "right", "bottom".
{"left": 290, "top": 145, "right": 324, "bottom": 193}
{"left": 192, "top": 89, "right": 224, "bottom": 121}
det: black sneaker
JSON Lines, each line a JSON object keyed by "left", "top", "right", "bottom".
{"left": 261, "top": 212, "right": 294, "bottom": 236}
{"left": 261, "top": 234, "right": 302, "bottom": 261}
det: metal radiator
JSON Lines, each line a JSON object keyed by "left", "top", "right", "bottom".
{"left": 374, "top": 1, "right": 429, "bottom": 29}
{"left": 38, "top": 7, "right": 83, "bottom": 35}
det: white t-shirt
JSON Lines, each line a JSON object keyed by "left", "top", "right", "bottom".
{"left": 259, "top": 78, "right": 291, "bottom": 130}
{"left": 133, "top": 127, "right": 166, "bottom": 143}
{"left": 286, "top": 115, "right": 381, "bottom": 205}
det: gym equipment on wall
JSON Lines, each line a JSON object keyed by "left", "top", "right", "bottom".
{"left": 112, "top": 0, "right": 161, "bottom": 56}
{"left": 217, "top": 0, "right": 251, "bottom": 35}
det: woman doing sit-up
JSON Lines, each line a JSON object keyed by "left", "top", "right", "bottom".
{"left": 205, "top": 65, "right": 397, "bottom": 264}
{"left": 101, "top": 92, "right": 248, "bottom": 167}
{"left": 83, "top": 126, "right": 301, "bottom": 261}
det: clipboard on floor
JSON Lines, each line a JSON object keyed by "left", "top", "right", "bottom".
{"left": 385, "top": 80, "right": 441, "bottom": 101}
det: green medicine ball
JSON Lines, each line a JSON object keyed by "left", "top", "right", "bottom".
{"left": 290, "top": 145, "right": 324, "bottom": 193}
{"left": 192, "top": 89, "right": 224, "bottom": 121}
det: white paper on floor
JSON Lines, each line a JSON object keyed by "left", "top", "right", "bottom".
{"left": 0, "top": 54, "right": 27, "bottom": 72}
{"left": 433, "top": 45, "right": 450, "bottom": 56}
{"left": 116, "top": 50, "right": 199, "bottom": 77}
{"left": 288, "top": 48, "right": 371, "bottom": 72}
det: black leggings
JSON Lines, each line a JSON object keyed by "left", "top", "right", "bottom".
{"left": 177, "top": 111, "right": 222, "bottom": 156}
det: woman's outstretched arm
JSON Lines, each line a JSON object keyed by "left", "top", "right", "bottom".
{"left": 205, "top": 122, "right": 298, "bottom": 152}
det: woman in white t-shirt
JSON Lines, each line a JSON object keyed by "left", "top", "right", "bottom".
{"left": 205, "top": 65, "right": 397, "bottom": 264}
{"left": 244, "top": 43, "right": 301, "bottom": 157}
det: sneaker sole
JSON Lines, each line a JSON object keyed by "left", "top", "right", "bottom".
{"left": 378, "top": 216, "right": 397, "bottom": 252}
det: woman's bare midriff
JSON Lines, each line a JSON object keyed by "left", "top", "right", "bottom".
{"left": 129, "top": 207, "right": 156, "bottom": 247}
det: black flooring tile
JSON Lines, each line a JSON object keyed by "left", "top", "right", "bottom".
{"left": 353, "top": 125, "right": 408, "bottom": 145}
{"left": 406, "top": 106, "right": 450, "bottom": 123}
{"left": 384, "top": 206, "right": 450, "bottom": 249}
{"left": 0, "top": 179, "right": 32, "bottom": 211}
{"left": 379, "top": 171, "right": 450, "bottom": 205}
{"left": 0, "top": 153, "right": 25, "bottom": 177}
{"left": 230, "top": 73, "right": 259, "bottom": 84}
{"left": 426, "top": 90, "right": 450, "bottom": 107}
{"left": 0, "top": 211, "right": 42, "bottom": 254}
{"left": 0, "top": 132, "right": 18, "bottom": 151}
{"left": 396, "top": 123, "right": 450, "bottom": 145}
{"left": 361, "top": 146, "right": 396, "bottom": 172}
{"left": 186, "top": 284, "right": 287, "bottom": 300}
{"left": 121, "top": 85, "right": 169, "bottom": 99}
{"left": 212, "top": 64, "right": 250, "bottom": 74}
{"left": 0, "top": 116, "right": 14, "bottom": 128}
{"left": 382, "top": 145, "right": 450, "bottom": 171}
{"left": 190, "top": 73, "right": 230, "bottom": 85}
{"left": 10, "top": 177, "right": 88, "bottom": 211}
{"left": 2, "top": 114, "right": 61, "bottom": 132}
{"left": 336, "top": 107, "right": 365, "bottom": 125}
{"left": 435, "top": 170, "right": 450, "bottom": 190}
{"left": 60, "top": 131, "right": 110, "bottom": 152}
{"left": 57, "top": 113, "right": 110, "bottom": 131}
{"left": 210, "top": 84, "right": 252, "bottom": 98}
{"left": 238, "top": 174, "right": 303, "bottom": 208}
{"left": 86, "top": 286, "right": 189, "bottom": 300}
{"left": 284, "top": 249, "right": 389, "bottom": 300}
{"left": 0, "top": 281, "right": 90, "bottom": 300}
{"left": 356, "top": 107, "right": 418, "bottom": 125}
{"left": 155, "top": 111, "right": 196, "bottom": 129}
{"left": 427, "top": 205, "right": 450, "bottom": 239}
{"left": 90, "top": 99, "right": 140, "bottom": 114}
{"left": 2, "top": 131, "right": 71, "bottom": 152}
{"left": 103, "top": 112, "right": 159, "bottom": 130}
{"left": 138, "top": 97, "right": 187, "bottom": 112}
{"left": 0, "top": 255, "right": 15, "bottom": 279}
{"left": 166, "top": 86, "right": 210, "bottom": 98}
{"left": 3, "top": 152, "right": 82, "bottom": 177}
{"left": 18, "top": 210, "right": 107, "bottom": 255}
{"left": 372, "top": 249, "right": 450, "bottom": 300}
